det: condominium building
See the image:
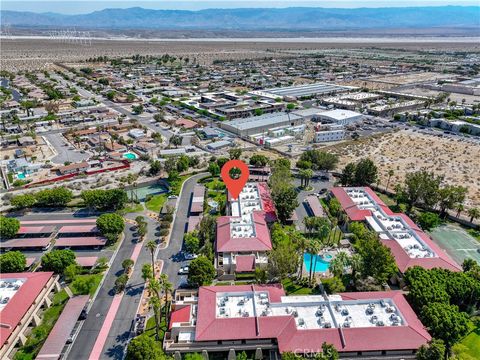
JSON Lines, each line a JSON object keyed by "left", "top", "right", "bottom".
{"left": 0, "top": 272, "right": 60, "bottom": 359}
{"left": 164, "top": 285, "right": 431, "bottom": 358}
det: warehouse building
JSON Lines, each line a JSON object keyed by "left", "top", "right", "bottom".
{"left": 219, "top": 112, "right": 303, "bottom": 137}
{"left": 316, "top": 109, "right": 363, "bottom": 126}
{"left": 250, "top": 82, "right": 355, "bottom": 100}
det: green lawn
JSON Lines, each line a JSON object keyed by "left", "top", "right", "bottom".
{"left": 145, "top": 194, "right": 167, "bottom": 213}
{"left": 120, "top": 202, "right": 144, "bottom": 214}
{"left": 14, "top": 290, "right": 69, "bottom": 360}
{"left": 456, "top": 318, "right": 480, "bottom": 359}
{"left": 282, "top": 278, "right": 319, "bottom": 295}
{"left": 70, "top": 273, "right": 104, "bottom": 297}
{"left": 144, "top": 312, "right": 167, "bottom": 342}
{"left": 169, "top": 175, "right": 189, "bottom": 196}
{"left": 202, "top": 177, "right": 226, "bottom": 214}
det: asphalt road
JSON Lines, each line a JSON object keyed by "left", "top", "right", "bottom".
{"left": 293, "top": 176, "right": 333, "bottom": 231}
{"left": 68, "top": 223, "right": 139, "bottom": 360}
{"left": 67, "top": 172, "right": 207, "bottom": 359}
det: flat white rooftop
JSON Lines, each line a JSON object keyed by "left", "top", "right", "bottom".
{"left": 345, "top": 188, "right": 436, "bottom": 259}
{"left": 215, "top": 291, "right": 406, "bottom": 330}
{"left": 0, "top": 278, "right": 26, "bottom": 311}
{"left": 229, "top": 182, "right": 262, "bottom": 238}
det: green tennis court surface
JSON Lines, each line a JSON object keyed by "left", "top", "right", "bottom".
{"left": 429, "top": 224, "right": 480, "bottom": 265}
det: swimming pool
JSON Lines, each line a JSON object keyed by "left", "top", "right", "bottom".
{"left": 16, "top": 172, "right": 26, "bottom": 179}
{"left": 123, "top": 152, "right": 138, "bottom": 160}
{"left": 303, "top": 253, "right": 332, "bottom": 273}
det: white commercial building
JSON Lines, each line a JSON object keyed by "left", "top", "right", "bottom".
{"left": 316, "top": 109, "right": 363, "bottom": 125}
{"left": 315, "top": 129, "right": 345, "bottom": 143}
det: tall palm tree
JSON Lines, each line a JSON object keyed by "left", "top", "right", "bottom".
{"left": 295, "top": 235, "right": 309, "bottom": 278}
{"left": 456, "top": 204, "right": 464, "bottom": 218}
{"left": 146, "top": 240, "right": 157, "bottom": 276}
{"left": 385, "top": 169, "right": 394, "bottom": 191}
{"left": 148, "top": 279, "right": 162, "bottom": 340}
{"left": 308, "top": 240, "right": 321, "bottom": 283}
{"left": 329, "top": 252, "right": 350, "bottom": 278}
{"left": 161, "top": 274, "right": 174, "bottom": 324}
{"left": 467, "top": 208, "right": 480, "bottom": 223}
{"left": 350, "top": 254, "right": 363, "bottom": 281}
{"left": 148, "top": 294, "right": 161, "bottom": 340}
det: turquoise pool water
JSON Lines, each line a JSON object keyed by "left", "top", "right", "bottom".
{"left": 303, "top": 253, "right": 332, "bottom": 273}
{"left": 123, "top": 152, "right": 138, "bottom": 160}
{"left": 16, "top": 172, "right": 26, "bottom": 179}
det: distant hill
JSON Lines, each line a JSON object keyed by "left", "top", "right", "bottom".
{"left": 1, "top": 6, "right": 479, "bottom": 31}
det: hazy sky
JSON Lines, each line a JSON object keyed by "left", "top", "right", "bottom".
{"left": 2, "top": 1, "right": 479, "bottom": 14}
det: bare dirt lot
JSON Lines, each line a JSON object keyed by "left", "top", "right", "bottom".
{"left": 2, "top": 38, "right": 479, "bottom": 71}
{"left": 326, "top": 129, "right": 480, "bottom": 209}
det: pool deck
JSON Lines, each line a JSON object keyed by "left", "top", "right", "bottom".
{"left": 428, "top": 224, "right": 480, "bottom": 265}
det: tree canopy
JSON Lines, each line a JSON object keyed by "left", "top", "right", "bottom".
{"left": 298, "top": 150, "right": 338, "bottom": 171}
{"left": 96, "top": 213, "right": 125, "bottom": 242}
{"left": 125, "top": 335, "right": 166, "bottom": 360}
{"left": 41, "top": 249, "right": 76, "bottom": 273}
{"left": 0, "top": 216, "right": 20, "bottom": 239}
{"left": 0, "top": 251, "right": 26, "bottom": 272}
{"left": 340, "top": 158, "right": 377, "bottom": 186}
{"left": 188, "top": 256, "right": 216, "bottom": 286}
{"left": 81, "top": 189, "right": 128, "bottom": 210}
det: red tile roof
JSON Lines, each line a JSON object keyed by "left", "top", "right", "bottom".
{"left": 0, "top": 272, "right": 55, "bottom": 348}
{"left": 331, "top": 187, "right": 461, "bottom": 272}
{"left": 1, "top": 237, "right": 51, "bottom": 248}
{"left": 188, "top": 215, "right": 203, "bottom": 233}
{"left": 17, "top": 225, "right": 55, "bottom": 235}
{"left": 36, "top": 295, "right": 89, "bottom": 359}
{"left": 58, "top": 225, "right": 98, "bottom": 233}
{"left": 75, "top": 256, "right": 98, "bottom": 267}
{"left": 304, "top": 195, "right": 326, "bottom": 217}
{"left": 235, "top": 255, "right": 256, "bottom": 273}
{"left": 193, "top": 285, "right": 430, "bottom": 354}
{"left": 257, "top": 182, "right": 277, "bottom": 222}
{"left": 169, "top": 305, "right": 192, "bottom": 330}
{"left": 55, "top": 236, "right": 106, "bottom": 247}
{"left": 216, "top": 211, "right": 272, "bottom": 253}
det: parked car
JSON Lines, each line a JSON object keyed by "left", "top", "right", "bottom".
{"left": 184, "top": 253, "right": 198, "bottom": 260}
{"left": 168, "top": 195, "right": 178, "bottom": 199}
{"left": 178, "top": 266, "right": 189, "bottom": 275}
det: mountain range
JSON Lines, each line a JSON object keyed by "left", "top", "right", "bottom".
{"left": 1, "top": 6, "right": 479, "bottom": 31}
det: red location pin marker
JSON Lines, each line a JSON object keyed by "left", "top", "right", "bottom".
{"left": 220, "top": 160, "right": 250, "bottom": 200}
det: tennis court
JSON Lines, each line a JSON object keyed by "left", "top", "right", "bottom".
{"left": 429, "top": 224, "right": 480, "bottom": 265}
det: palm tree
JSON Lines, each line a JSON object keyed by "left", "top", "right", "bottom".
{"left": 303, "top": 217, "right": 315, "bottom": 237}
{"left": 161, "top": 274, "right": 174, "bottom": 324}
{"left": 308, "top": 240, "right": 321, "bottom": 283}
{"left": 329, "top": 252, "right": 350, "bottom": 278}
{"left": 467, "top": 208, "right": 480, "bottom": 223}
{"left": 385, "top": 169, "right": 394, "bottom": 191}
{"left": 350, "top": 254, "right": 363, "bottom": 281}
{"left": 295, "top": 235, "right": 309, "bottom": 278}
{"left": 148, "top": 278, "right": 162, "bottom": 340}
{"left": 148, "top": 293, "right": 161, "bottom": 340}
{"left": 455, "top": 204, "right": 464, "bottom": 218}
{"left": 146, "top": 240, "right": 157, "bottom": 276}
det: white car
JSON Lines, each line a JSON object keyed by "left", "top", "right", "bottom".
{"left": 184, "top": 253, "right": 198, "bottom": 260}
{"left": 168, "top": 195, "right": 178, "bottom": 199}
{"left": 178, "top": 266, "right": 189, "bottom": 275}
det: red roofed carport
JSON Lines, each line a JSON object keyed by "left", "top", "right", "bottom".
{"left": 55, "top": 236, "right": 106, "bottom": 248}
{"left": 36, "top": 295, "right": 89, "bottom": 360}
